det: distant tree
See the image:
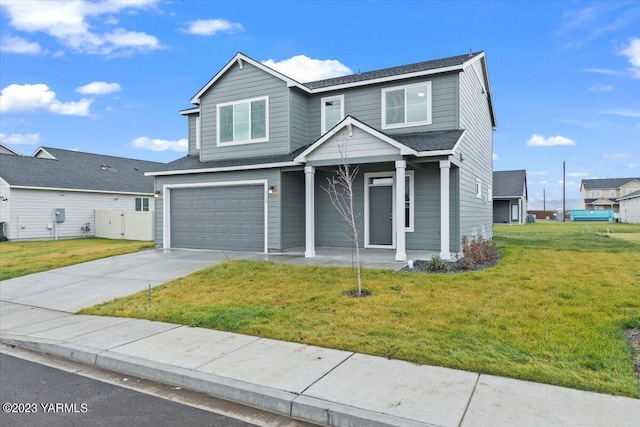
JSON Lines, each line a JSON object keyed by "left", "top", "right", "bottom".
{"left": 323, "top": 139, "right": 363, "bottom": 296}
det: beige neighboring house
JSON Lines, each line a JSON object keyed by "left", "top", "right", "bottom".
{"left": 619, "top": 189, "right": 640, "bottom": 224}
{"left": 580, "top": 177, "right": 640, "bottom": 214}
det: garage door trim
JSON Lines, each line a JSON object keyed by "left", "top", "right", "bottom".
{"left": 162, "top": 180, "right": 268, "bottom": 252}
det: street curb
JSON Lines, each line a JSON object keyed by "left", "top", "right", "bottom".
{"left": 1, "top": 335, "right": 431, "bottom": 426}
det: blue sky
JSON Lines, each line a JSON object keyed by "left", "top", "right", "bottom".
{"left": 1, "top": 0, "right": 638, "bottom": 209}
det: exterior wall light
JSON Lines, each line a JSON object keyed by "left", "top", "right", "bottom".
{"left": 268, "top": 185, "right": 277, "bottom": 195}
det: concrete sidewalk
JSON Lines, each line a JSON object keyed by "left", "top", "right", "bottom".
{"left": 1, "top": 302, "right": 638, "bottom": 427}
{"left": 1, "top": 249, "right": 639, "bottom": 426}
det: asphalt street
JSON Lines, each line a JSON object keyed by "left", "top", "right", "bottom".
{"left": 0, "top": 353, "right": 259, "bottom": 427}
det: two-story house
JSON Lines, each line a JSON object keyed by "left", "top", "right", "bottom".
{"left": 581, "top": 178, "right": 640, "bottom": 213}
{"left": 147, "top": 51, "right": 496, "bottom": 261}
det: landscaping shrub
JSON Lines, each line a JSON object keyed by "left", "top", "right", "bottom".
{"left": 455, "top": 235, "right": 500, "bottom": 270}
{"left": 425, "top": 255, "right": 450, "bottom": 272}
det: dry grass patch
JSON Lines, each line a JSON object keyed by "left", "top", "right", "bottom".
{"left": 0, "top": 239, "right": 155, "bottom": 280}
{"left": 83, "top": 223, "right": 640, "bottom": 397}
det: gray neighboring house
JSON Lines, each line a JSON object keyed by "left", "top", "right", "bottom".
{"left": 0, "top": 146, "right": 161, "bottom": 241}
{"left": 618, "top": 189, "right": 640, "bottom": 224}
{"left": 148, "top": 51, "right": 497, "bottom": 260}
{"left": 492, "top": 170, "right": 527, "bottom": 224}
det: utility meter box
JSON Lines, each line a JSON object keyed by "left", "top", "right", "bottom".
{"left": 55, "top": 208, "right": 65, "bottom": 223}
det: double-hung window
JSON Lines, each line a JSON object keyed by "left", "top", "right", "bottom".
{"left": 382, "top": 82, "right": 432, "bottom": 129}
{"left": 135, "top": 197, "right": 149, "bottom": 212}
{"left": 217, "top": 96, "right": 268, "bottom": 145}
{"left": 321, "top": 95, "right": 344, "bottom": 134}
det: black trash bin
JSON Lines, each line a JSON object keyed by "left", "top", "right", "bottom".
{"left": 0, "top": 221, "right": 6, "bottom": 241}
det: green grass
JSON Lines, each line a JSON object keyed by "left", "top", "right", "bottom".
{"left": 0, "top": 238, "right": 155, "bottom": 280}
{"left": 81, "top": 222, "right": 640, "bottom": 397}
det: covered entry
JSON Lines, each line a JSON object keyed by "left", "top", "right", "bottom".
{"left": 166, "top": 182, "right": 266, "bottom": 251}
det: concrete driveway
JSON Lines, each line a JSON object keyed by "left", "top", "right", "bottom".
{"left": 0, "top": 249, "right": 261, "bottom": 313}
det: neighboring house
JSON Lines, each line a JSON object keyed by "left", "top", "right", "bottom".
{"left": 492, "top": 170, "right": 527, "bottom": 224}
{"left": 148, "top": 51, "right": 496, "bottom": 260}
{"left": 0, "top": 146, "right": 161, "bottom": 241}
{"left": 581, "top": 177, "right": 640, "bottom": 213}
{"left": 619, "top": 189, "right": 640, "bottom": 224}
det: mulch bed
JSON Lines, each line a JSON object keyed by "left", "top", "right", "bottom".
{"left": 400, "top": 257, "right": 500, "bottom": 274}
{"left": 624, "top": 329, "right": 640, "bottom": 380}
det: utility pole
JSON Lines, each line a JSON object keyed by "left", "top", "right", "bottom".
{"left": 543, "top": 188, "right": 546, "bottom": 211}
{"left": 562, "top": 160, "right": 566, "bottom": 223}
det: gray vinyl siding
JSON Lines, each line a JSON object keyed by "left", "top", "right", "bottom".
{"left": 280, "top": 170, "right": 305, "bottom": 248}
{"left": 457, "top": 61, "right": 494, "bottom": 241}
{"left": 2, "top": 188, "right": 153, "bottom": 241}
{"left": 187, "top": 114, "right": 199, "bottom": 156}
{"left": 307, "top": 73, "right": 459, "bottom": 143}
{"left": 199, "top": 62, "right": 290, "bottom": 161}
{"left": 154, "top": 169, "right": 281, "bottom": 250}
{"left": 313, "top": 163, "right": 450, "bottom": 250}
{"left": 289, "top": 89, "right": 309, "bottom": 152}
{"left": 406, "top": 163, "right": 460, "bottom": 252}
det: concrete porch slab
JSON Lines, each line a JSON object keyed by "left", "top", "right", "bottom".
{"left": 197, "top": 337, "right": 353, "bottom": 394}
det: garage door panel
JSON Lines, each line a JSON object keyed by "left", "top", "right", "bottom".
{"left": 170, "top": 185, "right": 264, "bottom": 251}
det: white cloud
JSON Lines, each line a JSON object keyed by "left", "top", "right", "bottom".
{"left": 492, "top": 153, "right": 499, "bottom": 160}
{"left": 76, "top": 81, "right": 121, "bottom": 95}
{"left": 588, "top": 83, "right": 613, "bottom": 92}
{"left": 566, "top": 172, "right": 588, "bottom": 177}
{"left": 526, "top": 134, "right": 576, "bottom": 147}
{"left": 628, "top": 163, "right": 637, "bottom": 168}
{"left": 0, "top": 36, "right": 42, "bottom": 54}
{"left": 603, "top": 153, "right": 628, "bottom": 160}
{"left": 528, "top": 171, "right": 548, "bottom": 176}
{"left": 184, "top": 19, "right": 244, "bottom": 36}
{"left": 0, "top": 83, "right": 92, "bottom": 116}
{"left": 583, "top": 68, "right": 624, "bottom": 76}
{"left": 0, "top": 132, "right": 41, "bottom": 145}
{"left": 262, "top": 55, "right": 352, "bottom": 83}
{"left": 131, "top": 136, "right": 187, "bottom": 152}
{"left": 1, "top": 0, "right": 161, "bottom": 56}
{"left": 619, "top": 38, "right": 640, "bottom": 78}
{"left": 601, "top": 108, "right": 640, "bottom": 118}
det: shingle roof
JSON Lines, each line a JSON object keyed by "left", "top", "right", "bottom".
{"left": 0, "top": 147, "right": 161, "bottom": 193}
{"left": 303, "top": 52, "right": 482, "bottom": 90}
{"left": 619, "top": 189, "right": 640, "bottom": 200}
{"left": 390, "top": 130, "right": 464, "bottom": 152}
{"left": 493, "top": 170, "right": 527, "bottom": 198}
{"left": 581, "top": 177, "right": 640, "bottom": 189}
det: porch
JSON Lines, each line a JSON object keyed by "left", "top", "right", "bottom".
{"left": 263, "top": 246, "right": 445, "bottom": 270}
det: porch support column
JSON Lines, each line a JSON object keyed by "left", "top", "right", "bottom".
{"left": 395, "top": 160, "right": 407, "bottom": 262}
{"left": 305, "top": 166, "right": 316, "bottom": 258}
{"left": 439, "top": 160, "right": 451, "bottom": 260}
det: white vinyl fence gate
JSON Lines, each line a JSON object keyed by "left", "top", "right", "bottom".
{"left": 95, "top": 210, "right": 154, "bottom": 241}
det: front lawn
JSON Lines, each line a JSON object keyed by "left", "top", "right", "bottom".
{"left": 0, "top": 239, "right": 155, "bottom": 281}
{"left": 81, "top": 222, "right": 640, "bottom": 397}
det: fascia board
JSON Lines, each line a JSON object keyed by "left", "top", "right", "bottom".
{"left": 10, "top": 185, "right": 154, "bottom": 196}
{"left": 146, "top": 161, "right": 300, "bottom": 177}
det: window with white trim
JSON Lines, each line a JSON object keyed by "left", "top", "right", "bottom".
{"left": 135, "top": 197, "right": 149, "bottom": 212}
{"left": 382, "top": 82, "right": 432, "bottom": 129}
{"left": 488, "top": 184, "right": 493, "bottom": 201}
{"left": 590, "top": 190, "right": 601, "bottom": 197}
{"left": 405, "top": 171, "right": 415, "bottom": 231}
{"left": 476, "top": 178, "right": 482, "bottom": 199}
{"left": 217, "top": 96, "right": 268, "bottom": 145}
{"left": 321, "top": 95, "right": 344, "bottom": 134}
{"left": 627, "top": 188, "right": 639, "bottom": 195}
{"left": 609, "top": 189, "right": 616, "bottom": 197}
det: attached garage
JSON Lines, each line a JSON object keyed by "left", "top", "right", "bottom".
{"left": 167, "top": 183, "right": 266, "bottom": 251}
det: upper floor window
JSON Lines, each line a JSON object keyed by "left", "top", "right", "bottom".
{"left": 488, "top": 184, "right": 493, "bottom": 201}
{"left": 590, "top": 190, "right": 601, "bottom": 197}
{"left": 628, "top": 188, "right": 639, "bottom": 195}
{"left": 135, "top": 197, "right": 149, "bottom": 212}
{"left": 321, "top": 95, "right": 344, "bottom": 134}
{"left": 382, "top": 82, "right": 432, "bottom": 130}
{"left": 476, "top": 178, "right": 482, "bottom": 199}
{"left": 195, "top": 116, "right": 201, "bottom": 150}
{"left": 217, "top": 96, "right": 268, "bottom": 146}
{"left": 609, "top": 189, "right": 616, "bottom": 197}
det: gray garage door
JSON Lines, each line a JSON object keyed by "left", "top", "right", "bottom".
{"left": 170, "top": 185, "right": 264, "bottom": 251}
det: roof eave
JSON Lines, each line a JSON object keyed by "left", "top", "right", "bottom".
{"left": 146, "top": 161, "right": 301, "bottom": 177}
